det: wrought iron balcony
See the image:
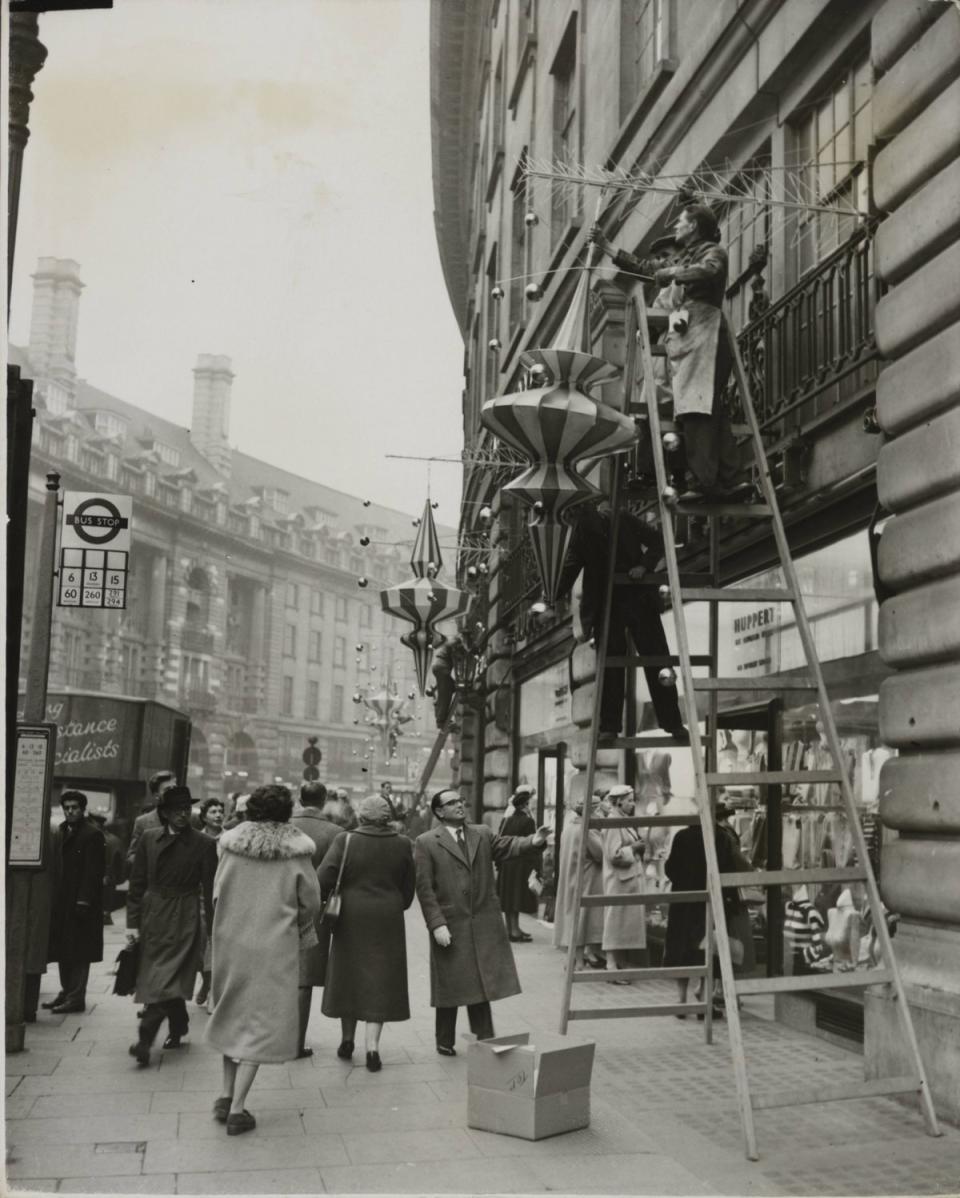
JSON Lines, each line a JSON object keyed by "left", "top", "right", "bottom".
{"left": 726, "top": 223, "right": 879, "bottom": 433}
{"left": 182, "top": 685, "right": 217, "bottom": 712}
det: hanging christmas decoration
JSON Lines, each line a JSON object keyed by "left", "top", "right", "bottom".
{"left": 380, "top": 497, "right": 470, "bottom": 694}
{"left": 359, "top": 683, "right": 414, "bottom": 758}
{"left": 480, "top": 263, "right": 636, "bottom": 602}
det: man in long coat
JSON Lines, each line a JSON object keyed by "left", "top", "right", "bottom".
{"left": 125, "top": 769, "right": 177, "bottom": 872}
{"left": 414, "top": 788, "right": 548, "bottom": 1055}
{"left": 290, "top": 780, "right": 342, "bottom": 1057}
{"left": 127, "top": 786, "right": 216, "bottom": 1065}
{"left": 44, "top": 791, "right": 105, "bottom": 1014}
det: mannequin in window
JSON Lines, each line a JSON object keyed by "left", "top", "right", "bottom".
{"left": 590, "top": 203, "right": 749, "bottom": 502}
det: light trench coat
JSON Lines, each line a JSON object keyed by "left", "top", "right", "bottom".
{"left": 552, "top": 812, "right": 605, "bottom": 949}
{"left": 601, "top": 825, "right": 647, "bottom": 951}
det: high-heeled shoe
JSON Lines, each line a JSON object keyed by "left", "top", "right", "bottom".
{"left": 336, "top": 1039, "right": 354, "bottom": 1060}
{"left": 365, "top": 1051, "right": 382, "bottom": 1072}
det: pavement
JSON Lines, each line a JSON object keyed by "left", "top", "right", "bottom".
{"left": 6, "top": 911, "right": 960, "bottom": 1197}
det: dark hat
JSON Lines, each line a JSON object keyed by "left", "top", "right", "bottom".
{"left": 157, "top": 785, "right": 193, "bottom": 810}
{"left": 715, "top": 799, "right": 734, "bottom": 821}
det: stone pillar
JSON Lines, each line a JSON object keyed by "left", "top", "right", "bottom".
{"left": 866, "top": 0, "right": 960, "bottom": 1122}
{"left": 7, "top": 15, "right": 47, "bottom": 305}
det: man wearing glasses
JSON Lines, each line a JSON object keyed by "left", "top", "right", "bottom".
{"left": 414, "top": 789, "right": 549, "bottom": 1056}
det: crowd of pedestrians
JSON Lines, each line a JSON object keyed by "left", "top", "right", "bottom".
{"left": 32, "top": 769, "right": 745, "bottom": 1138}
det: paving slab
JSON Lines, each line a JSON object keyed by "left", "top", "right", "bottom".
{"left": 30, "top": 1092, "right": 152, "bottom": 1118}
{"left": 16, "top": 1071, "right": 183, "bottom": 1096}
{"left": 316, "top": 1156, "right": 542, "bottom": 1194}
{"left": 174, "top": 1168, "right": 326, "bottom": 1194}
{"left": 6, "top": 1113, "right": 178, "bottom": 1146}
{"left": 301, "top": 1103, "right": 465, "bottom": 1136}
{"left": 4, "top": 1054, "right": 63, "bottom": 1077}
{"left": 149, "top": 1087, "right": 327, "bottom": 1114}
{"left": 7, "top": 1179, "right": 59, "bottom": 1193}
{"left": 340, "top": 1127, "right": 481, "bottom": 1166}
{"left": 4, "top": 1095, "right": 37, "bottom": 1119}
{"left": 519, "top": 1150, "right": 716, "bottom": 1195}
{"left": 176, "top": 1107, "right": 306, "bottom": 1140}
{"left": 315, "top": 1080, "right": 445, "bottom": 1108}
{"left": 58, "top": 1175, "right": 176, "bottom": 1194}
{"left": 7, "top": 1142, "right": 146, "bottom": 1181}
{"left": 142, "top": 1132, "right": 348, "bottom": 1174}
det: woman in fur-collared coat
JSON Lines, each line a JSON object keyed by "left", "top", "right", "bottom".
{"left": 205, "top": 786, "right": 321, "bottom": 1137}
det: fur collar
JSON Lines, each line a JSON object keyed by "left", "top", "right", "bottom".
{"left": 219, "top": 821, "right": 315, "bottom": 861}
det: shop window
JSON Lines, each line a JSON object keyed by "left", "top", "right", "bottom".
{"left": 792, "top": 52, "right": 872, "bottom": 277}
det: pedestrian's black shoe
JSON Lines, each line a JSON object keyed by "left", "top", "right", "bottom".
{"left": 129, "top": 1042, "right": 150, "bottom": 1067}
{"left": 295, "top": 1047, "right": 314, "bottom": 1059}
{"left": 336, "top": 1039, "right": 354, "bottom": 1060}
{"left": 226, "top": 1109, "right": 256, "bottom": 1136}
{"left": 212, "top": 1097, "right": 230, "bottom": 1124}
{"left": 41, "top": 995, "right": 65, "bottom": 1010}
{"left": 436, "top": 1045, "right": 456, "bottom": 1057}
{"left": 365, "top": 1051, "right": 382, "bottom": 1073}
{"left": 162, "top": 1035, "right": 184, "bottom": 1050}
{"left": 663, "top": 724, "right": 690, "bottom": 745}
{"left": 50, "top": 1001, "right": 85, "bottom": 1015}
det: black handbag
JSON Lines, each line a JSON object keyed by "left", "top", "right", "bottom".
{"left": 113, "top": 941, "right": 140, "bottom": 996}
{"left": 320, "top": 834, "right": 351, "bottom": 927}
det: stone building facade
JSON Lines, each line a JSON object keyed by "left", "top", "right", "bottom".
{"left": 15, "top": 258, "right": 453, "bottom": 812}
{"left": 430, "top": 0, "right": 960, "bottom": 1117}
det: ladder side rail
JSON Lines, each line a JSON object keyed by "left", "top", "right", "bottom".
{"left": 559, "top": 297, "right": 638, "bottom": 1034}
{"left": 725, "top": 321, "right": 940, "bottom": 1138}
{"left": 417, "top": 705, "right": 458, "bottom": 798}
{"left": 641, "top": 295, "right": 759, "bottom": 1160}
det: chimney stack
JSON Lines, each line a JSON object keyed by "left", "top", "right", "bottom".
{"left": 28, "top": 257, "right": 84, "bottom": 401}
{"left": 190, "top": 354, "right": 234, "bottom": 477}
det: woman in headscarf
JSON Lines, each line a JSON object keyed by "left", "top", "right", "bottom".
{"left": 552, "top": 793, "right": 606, "bottom": 969}
{"left": 318, "top": 794, "right": 416, "bottom": 1072}
{"left": 205, "top": 785, "right": 321, "bottom": 1136}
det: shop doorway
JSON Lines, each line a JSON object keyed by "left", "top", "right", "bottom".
{"left": 536, "top": 743, "right": 566, "bottom": 850}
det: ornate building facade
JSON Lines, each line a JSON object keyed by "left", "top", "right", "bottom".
{"left": 430, "top": 0, "right": 960, "bottom": 1117}
{"left": 15, "top": 258, "right": 453, "bottom": 808}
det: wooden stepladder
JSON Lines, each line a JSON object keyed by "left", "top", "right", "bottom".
{"left": 558, "top": 292, "right": 940, "bottom": 1161}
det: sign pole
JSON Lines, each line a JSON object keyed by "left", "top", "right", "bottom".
{"left": 6, "top": 471, "right": 60, "bottom": 1052}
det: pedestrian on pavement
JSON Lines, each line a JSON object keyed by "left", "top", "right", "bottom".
{"left": 127, "top": 786, "right": 217, "bottom": 1064}
{"left": 126, "top": 770, "right": 177, "bottom": 871}
{"left": 496, "top": 786, "right": 541, "bottom": 943}
{"left": 43, "top": 791, "right": 105, "bottom": 1014}
{"left": 404, "top": 794, "right": 432, "bottom": 838}
{"left": 222, "top": 793, "right": 250, "bottom": 830}
{"left": 318, "top": 794, "right": 416, "bottom": 1072}
{"left": 414, "top": 788, "right": 549, "bottom": 1055}
{"left": 205, "top": 785, "right": 322, "bottom": 1136}
{"left": 194, "top": 799, "right": 226, "bottom": 1008}
{"left": 552, "top": 794, "right": 606, "bottom": 971}
{"left": 291, "top": 781, "right": 341, "bottom": 1058}
{"left": 91, "top": 813, "right": 124, "bottom": 926}
{"left": 601, "top": 785, "right": 648, "bottom": 980}
{"left": 663, "top": 811, "right": 753, "bottom": 1019}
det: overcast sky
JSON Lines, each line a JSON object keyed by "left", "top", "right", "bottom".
{"left": 10, "top": 0, "right": 465, "bottom": 523}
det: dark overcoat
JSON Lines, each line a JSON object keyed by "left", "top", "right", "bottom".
{"left": 127, "top": 825, "right": 216, "bottom": 1004}
{"left": 415, "top": 823, "right": 537, "bottom": 1008}
{"left": 319, "top": 827, "right": 416, "bottom": 1022}
{"left": 496, "top": 809, "right": 541, "bottom": 915}
{"left": 291, "top": 807, "right": 341, "bottom": 985}
{"left": 48, "top": 819, "right": 105, "bottom": 965}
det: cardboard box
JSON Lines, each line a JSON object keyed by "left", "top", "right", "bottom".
{"left": 466, "top": 1032, "right": 596, "bottom": 1140}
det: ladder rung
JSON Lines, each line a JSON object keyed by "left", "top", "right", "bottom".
{"left": 673, "top": 501, "right": 772, "bottom": 518}
{"left": 692, "top": 675, "right": 818, "bottom": 692}
{"left": 605, "top": 654, "right": 714, "bottom": 668}
{"left": 736, "top": 969, "right": 893, "bottom": 997}
{"left": 751, "top": 1075, "right": 920, "bottom": 1111}
{"left": 569, "top": 1002, "right": 708, "bottom": 1020}
{"left": 581, "top": 889, "right": 708, "bottom": 907}
{"left": 613, "top": 573, "right": 713, "bottom": 587}
{"left": 721, "top": 865, "right": 867, "bottom": 889}
{"left": 599, "top": 734, "right": 692, "bottom": 749}
{"left": 680, "top": 587, "right": 794, "bottom": 603}
{"left": 592, "top": 814, "right": 701, "bottom": 829}
{"left": 572, "top": 965, "right": 708, "bottom": 984}
{"left": 704, "top": 770, "right": 840, "bottom": 786}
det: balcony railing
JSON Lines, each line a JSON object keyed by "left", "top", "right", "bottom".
{"left": 726, "top": 223, "right": 879, "bottom": 432}
{"left": 182, "top": 685, "right": 217, "bottom": 712}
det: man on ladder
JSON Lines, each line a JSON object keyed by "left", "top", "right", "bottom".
{"left": 590, "top": 202, "right": 748, "bottom": 503}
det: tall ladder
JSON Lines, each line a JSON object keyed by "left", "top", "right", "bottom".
{"left": 558, "top": 291, "right": 940, "bottom": 1161}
